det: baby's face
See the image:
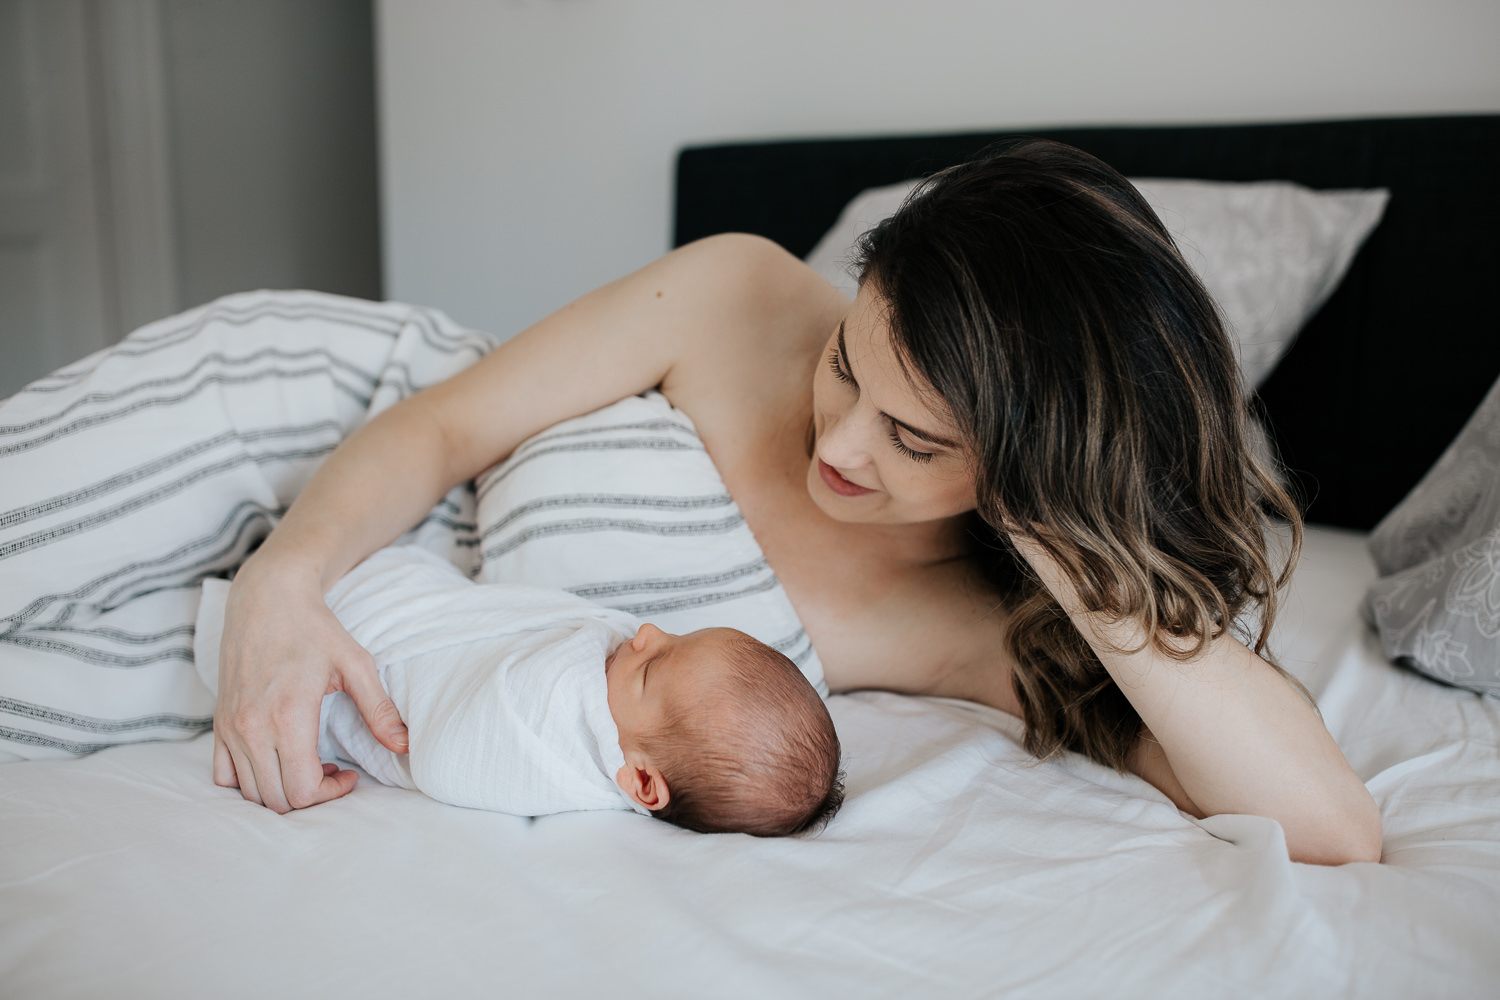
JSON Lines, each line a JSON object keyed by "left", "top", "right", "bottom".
{"left": 605, "top": 623, "right": 736, "bottom": 747}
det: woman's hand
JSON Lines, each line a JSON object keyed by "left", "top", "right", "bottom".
{"left": 1008, "top": 533, "right": 1383, "bottom": 866}
{"left": 212, "top": 551, "right": 408, "bottom": 813}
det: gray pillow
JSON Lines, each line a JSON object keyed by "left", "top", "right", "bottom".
{"left": 1364, "top": 375, "right": 1500, "bottom": 695}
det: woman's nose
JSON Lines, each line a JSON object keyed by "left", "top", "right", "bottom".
{"left": 818, "top": 405, "right": 873, "bottom": 469}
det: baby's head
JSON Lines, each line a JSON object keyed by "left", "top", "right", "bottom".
{"left": 605, "top": 623, "right": 843, "bottom": 837}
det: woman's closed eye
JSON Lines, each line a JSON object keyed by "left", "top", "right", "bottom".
{"left": 828, "top": 347, "right": 855, "bottom": 386}
{"left": 889, "top": 428, "right": 935, "bottom": 463}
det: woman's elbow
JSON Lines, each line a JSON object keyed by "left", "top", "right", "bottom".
{"left": 1285, "top": 792, "right": 1384, "bottom": 866}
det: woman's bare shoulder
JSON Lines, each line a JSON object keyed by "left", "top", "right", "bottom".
{"left": 662, "top": 235, "right": 847, "bottom": 390}
{"left": 658, "top": 235, "right": 847, "bottom": 458}
{"left": 413, "top": 234, "right": 842, "bottom": 482}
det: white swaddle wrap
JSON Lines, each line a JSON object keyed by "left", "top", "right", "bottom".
{"left": 196, "top": 546, "right": 645, "bottom": 816}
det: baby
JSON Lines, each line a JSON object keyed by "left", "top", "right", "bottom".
{"left": 194, "top": 546, "right": 843, "bottom": 837}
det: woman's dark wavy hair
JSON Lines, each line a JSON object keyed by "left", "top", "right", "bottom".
{"left": 854, "top": 137, "right": 1304, "bottom": 770}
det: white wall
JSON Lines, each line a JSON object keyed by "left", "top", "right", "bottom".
{"left": 377, "top": 0, "right": 1500, "bottom": 340}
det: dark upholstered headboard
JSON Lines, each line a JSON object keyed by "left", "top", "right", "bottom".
{"left": 674, "top": 116, "right": 1500, "bottom": 531}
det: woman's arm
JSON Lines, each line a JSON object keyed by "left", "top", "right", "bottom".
{"left": 1009, "top": 535, "right": 1383, "bottom": 866}
{"left": 214, "top": 234, "right": 814, "bottom": 812}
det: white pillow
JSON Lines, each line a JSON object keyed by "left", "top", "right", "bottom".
{"left": 804, "top": 176, "right": 1389, "bottom": 389}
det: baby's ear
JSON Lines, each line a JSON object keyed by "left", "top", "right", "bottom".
{"left": 615, "top": 759, "right": 671, "bottom": 812}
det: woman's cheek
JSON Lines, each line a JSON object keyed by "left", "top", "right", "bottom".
{"left": 906, "top": 461, "right": 979, "bottom": 518}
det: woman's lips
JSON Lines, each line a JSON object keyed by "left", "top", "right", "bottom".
{"left": 818, "top": 458, "right": 875, "bottom": 497}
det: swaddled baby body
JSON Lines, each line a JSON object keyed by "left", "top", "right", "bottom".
{"left": 195, "top": 546, "right": 843, "bottom": 837}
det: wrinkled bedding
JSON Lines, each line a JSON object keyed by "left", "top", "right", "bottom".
{"left": 2, "top": 525, "right": 1497, "bottom": 999}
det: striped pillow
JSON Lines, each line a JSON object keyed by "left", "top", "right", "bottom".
{"left": 473, "top": 392, "right": 825, "bottom": 694}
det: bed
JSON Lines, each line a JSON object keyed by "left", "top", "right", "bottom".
{"left": 3, "top": 115, "right": 1499, "bottom": 998}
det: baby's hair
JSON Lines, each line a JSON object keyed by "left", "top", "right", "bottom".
{"left": 640, "top": 630, "right": 844, "bottom": 837}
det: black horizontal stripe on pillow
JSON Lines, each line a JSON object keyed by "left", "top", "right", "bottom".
{"left": 565, "top": 558, "right": 770, "bottom": 599}
{"left": 0, "top": 442, "right": 331, "bottom": 562}
{"left": 369, "top": 361, "right": 424, "bottom": 399}
{"left": 0, "top": 696, "right": 210, "bottom": 734}
{"left": 0, "top": 347, "right": 383, "bottom": 439}
{"left": 52, "top": 519, "right": 269, "bottom": 618}
{"left": 406, "top": 488, "right": 479, "bottom": 543}
{"left": 0, "top": 631, "right": 193, "bottom": 667}
{"left": 478, "top": 418, "right": 700, "bottom": 472}
{"left": 408, "top": 510, "right": 479, "bottom": 544}
{"left": 135, "top": 297, "right": 408, "bottom": 345}
{"left": 105, "top": 298, "right": 412, "bottom": 354}
{"left": 412, "top": 510, "right": 477, "bottom": 532}
{"left": 5, "top": 298, "right": 414, "bottom": 397}
{"left": 405, "top": 304, "right": 494, "bottom": 357}
{"left": 5, "top": 299, "right": 488, "bottom": 422}
{"left": 479, "top": 492, "right": 735, "bottom": 540}
{"left": 607, "top": 575, "right": 781, "bottom": 617}
{"left": 0, "top": 723, "right": 210, "bottom": 755}
{"left": 15, "top": 368, "right": 97, "bottom": 394}
{"left": 474, "top": 437, "right": 703, "bottom": 503}
{"left": 767, "top": 627, "right": 815, "bottom": 667}
{"left": 0, "top": 421, "right": 343, "bottom": 531}
{"left": 480, "top": 512, "right": 747, "bottom": 562}
{"left": 21, "top": 621, "right": 197, "bottom": 645}
{"left": 3, "top": 502, "right": 276, "bottom": 626}
{"left": 498, "top": 417, "right": 692, "bottom": 458}
{"left": 0, "top": 367, "right": 371, "bottom": 458}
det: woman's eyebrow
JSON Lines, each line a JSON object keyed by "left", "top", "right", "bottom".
{"left": 840, "top": 322, "right": 961, "bottom": 449}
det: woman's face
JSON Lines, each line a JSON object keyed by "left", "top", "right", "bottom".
{"left": 807, "top": 283, "right": 978, "bottom": 526}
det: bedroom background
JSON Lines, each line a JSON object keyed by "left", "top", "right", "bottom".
{"left": 6, "top": 7, "right": 1500, "bottom": 994}
{"left": 2, "top": 0, "right": 1497, "bottom": 398}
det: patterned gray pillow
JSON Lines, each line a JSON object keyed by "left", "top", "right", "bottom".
{"left": 1364, "top": 375, "right": 1500, "bottom": 695}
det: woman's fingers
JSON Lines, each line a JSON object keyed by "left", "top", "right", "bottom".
{"left": 213, "top": 725, "right": 359, "bottom": 811}
{"left": 338, "top": 646, "right": 409, "bottom": 755}
{"left": 212, "top": 735, "right": 240, "bottom": 789}
{"left": 271, "top": 736, "right": 360, "bottom": 809}
{"left": 226, "top": 744, "right": 266, "bottom": 809}
{"left": 244, "top": 693, "right": 351, "bottom": 811}
{"left": 319, "top": 766, "right": 360, "bottom": 799}
{"left": 215, "top": 559, "right": 373, "bottom": 811}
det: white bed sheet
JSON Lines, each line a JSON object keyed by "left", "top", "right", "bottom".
{"left": 2, "top": 525, "right": 1498, "bottom": 999}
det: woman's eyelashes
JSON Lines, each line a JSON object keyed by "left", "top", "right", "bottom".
{"left": 828, "top": 348, "right": 854, "bottom": 386}
{"left": 889, "top": 428, "right": 935, "bottom": 463}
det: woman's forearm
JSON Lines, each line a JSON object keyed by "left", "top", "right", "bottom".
{"left": 247, "top": 394, "right": 457, "bottom": 591}
{"left": 1098, "top": 626, "right": 1380, "bottom": 864}
{"left": 1012, "top": 536, "right": 1383, "bottom": 865}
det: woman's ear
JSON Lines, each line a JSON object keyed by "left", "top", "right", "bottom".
{"left": 615, "top": 759, "right": 671, "bottom": 812}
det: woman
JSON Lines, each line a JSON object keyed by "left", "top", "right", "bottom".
{"left": 206, "top": 140, "right": 1371, "bottom": 863}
